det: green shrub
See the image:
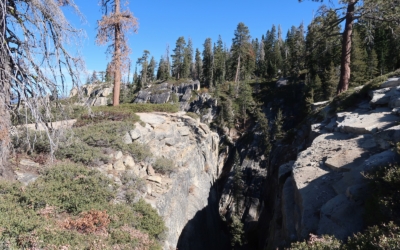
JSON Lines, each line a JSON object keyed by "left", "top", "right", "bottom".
{"left": 93, "top": 103, "right": 179, "bottom": 113}
{"left": 230, "top": 214, "right": 245, "bottom": 247}
{"left": 0, "top": 163, "right": 165, "bottom": 249}
{"left": 125, "top": 141, "right": 153, "bottom": 162}
{"left": 364, "top": 163, "right": 400, "bottom": 226}
{"left": 185, "top": 112, "right": 199, "bottom": 120}
{"left": 55, "top": 138, "right": 106, "bottom": 164}
{"left": 289, "top": 235, "right": 342, "bottom": 249}
{"left": 171, "top": 93, "right": 179, "bottom": 103}
{"left": 74, "top": 110, "right": 140, "bottom": 127}
{"left": 345, "top": 222, "right": 400, "bottom": 249}
{"left": 12, "top": 131, "right": 51, "bottom": 154}
{"left": 132, "top": 199, "right": 167, "bottom": 240}
{"left": 153, "top": 157, "right": 175, "bottom": 174}
{"left": 25, "top": 163, "right": 116, "bottom": 214}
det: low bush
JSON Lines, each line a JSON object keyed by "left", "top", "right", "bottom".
{"left": 25, "top": 163, "right": 116, "bottom": 214}
{"left": 12, "top": 131, "right": 51, "bottom": 155}
{"left": 153, "top": 157, "right": 175, "bottom": 175}
{"left": 346, "top": 222, "right": 400, "bottom": 249}
{"left": 289, "top": 235, "right": 342, "bottom": 249}
{"left": 0, "top": 163, "right": 165, "bottom": 249}
{"left": 93, "top": 103, "right": 179, "bottom": 113}
{"left": 185, "top": 112, "right": 200, "bottom": 120}
{"left": 56, "top": 138, "right": 106, "bottom": 164}
{"left": 364, "top": 163, "right": 400, "bottom": 226}
{"left": 74, "top": 110, "right": 140, "bottom": 127}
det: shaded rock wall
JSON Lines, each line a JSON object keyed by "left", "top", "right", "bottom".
{"left": 259, "top": 78, "right": 400, "bottom": 249}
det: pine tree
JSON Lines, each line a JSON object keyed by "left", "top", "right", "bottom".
{"left": 99, "top": 71, "right": 106, "bottom": 82}
{"left": 183, "top": 38, "right": 193, "bottom": 79}
{"left": 305, "top": 88, "right": 315, "bottom": 113}
{"left": 230, "top": 214, "right": 245, "bottom": 247}
{"left": 156, "top": 57, "right": 165, "bottom": 80}
{"left": 222, "top": 98, "right": 234, "bottom": 130}
{"left": 350, "top": 30, "right": 368, "bottom": 86}
{"left": 232, "top": 149, "right": 243, "bottom": 215}
{"left": 255, "top": 107, "right": 271, "bottom": 156}
{"left": 264, "top": 25, "right": 276, "bottom": 66}
{"left": 147, "top": 56, "right": 156, "bottom": 83}
{"left": 273, "top": 109, "right": 284, "bottom": 140}
{"left": 137, "top": 50, "right": 150, "bottom": 86}
{"left": 202, "top": 38, "right": 213, "bottom": 88}
{"left": 171, "top": 37, "right": 186, "bottom": 79}
{"left": 267, "top": 60, "right": 276, "bottom": 80}
{"left": 237, "top": 81, "right": 254, "bottom": 128}
{"left": 313, "top": 74, "right": 323, "bottom": 102}
{"left": 213, "top": 35, "right": 226, "bottom": 86}
{"left": 367, "top": 48, "right": 379, "bottom": 79}
{"left": 323, "top": 62, "right": 338, "bottom": 100}
{"left": 105, "top": 63, "right": 113, "bottom": 82}
{"left": 231, "top": 22, "right": 251, "bottom": 83}
{"left": 91, "top": 70, "right": 99, "bottom": 83}
{"left": 194, "top": 48, "right": 203, "bottom": 81}
{"left": 256, "top": 39, "right": 265, "bottom": 78}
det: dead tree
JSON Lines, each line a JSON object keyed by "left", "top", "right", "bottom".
{"left": 301, "top": 0, "right": 400, "bottom": 94}
{"left": 96, "top": 0, "right": 138, "bottom": 106}
{"left": 0, "top": 0, "right": 84, "bottom": 168}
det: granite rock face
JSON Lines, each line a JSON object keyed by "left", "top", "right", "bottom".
{"left": 69, "top": 82, "right": 113, "bottom": 106}
{"left": 134, "top": 80, "right": 200, "bottom": 105}
{"left": 127, "top": 112, "right": 221, "bottom": 249}
{"left": 133, "top": 81, "right": 218, "bottom": 123}
{"left": 264, "top": 76, "right": 400, "bottom": 248}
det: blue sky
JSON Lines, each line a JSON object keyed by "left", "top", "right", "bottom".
{"left": 64, "top": 0, "right": 332, "bottom": 86}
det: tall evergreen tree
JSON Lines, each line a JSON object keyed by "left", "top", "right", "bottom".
{"left": 273, "top": 109, "right": 284, "bottom": 140}
{"left": 137, "top": 50, "right": 150, "bottom": 86}
{"left": 147, "top": 56, "right": 157, "bottom": 83}
{"left": 213, "top": 35, "right": 226, "bottom": 86}
{"left": 237, "top": 82, "right": 254, "bottom": 127}
{"left": 256, "top": 39, "right": 265, "bottom": 78}
{"left": 194, "top": 48, "right": 203, "bottom": 81}
{"left": 301, "top": 0, "right": 400, "bottom": 94}
{"left": 231, "top": 22, "right": 252, "bottom": 83}
{"left": 202, "top": 38, "right": 214, "bottom": 88}
{"left": 350, "top": 30, "right": 368, "bottom": 86}
{"left": 322, "top": 62, "right": 339, "bottom": 100}
{"left": 171, "top": 37, "right": 186, "bottom": 79}
{"left": 366, "top": 48, "right": 379, "bottom": 79}
{"left": 264, "top": 25, "right": 277, "bottom": 65}
{"left": 91, "top": 70, "right": 99, "bottom": 83}
{"left": 232, "top": 149, "right": 243, "bottom": 215}
{"left": 183, "top": 38, "right": 193, "bottom": 79}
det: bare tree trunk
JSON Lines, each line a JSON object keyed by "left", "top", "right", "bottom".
{"left": 0, "top": 1, "right": 10, "bottom": 168}
{"left": 337, "top": 1, "right": 356, "bottom": 95}
{"left": 113, "top": 0, "right": 121, "bottom": 106}
{"left": 235, "top": 55, "right": 241, "bottom": 83}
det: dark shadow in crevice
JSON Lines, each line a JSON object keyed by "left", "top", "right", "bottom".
{"left": 176, "top": 180, "right": 230, "bottom": 250}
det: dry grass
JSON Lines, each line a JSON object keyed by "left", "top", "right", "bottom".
{"left": 62, "top": 210, "right": 110, "bottom": 235}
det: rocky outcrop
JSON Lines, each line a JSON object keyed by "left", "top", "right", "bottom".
{"left": 134, "top": 81, "right": 200, "bottom": 105}
{"left": 262, "top": 76, "right": 400, "bottom": 248}
{"left": 69, "top": 83, "right": 113, "bottom": 106}
{"left": 133, "top": 81, "right": 218, "bottom": 123}
{"left": 108, "top": 112, "right": 221, "bottom": 249}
